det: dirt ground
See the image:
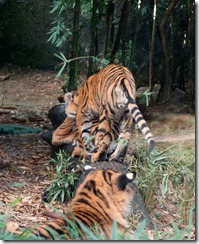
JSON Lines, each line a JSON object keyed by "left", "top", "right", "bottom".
{"left": 0, "top": 64, "right": 68, "bottom": 228}
{"left": 0, "top": 64, "right": 195, "bottom": 235}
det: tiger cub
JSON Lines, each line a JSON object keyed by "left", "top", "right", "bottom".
{"left": 53, "top": 64, "right": 155, "bottom": 163}
{"left": 5, "top": 166, "right": 136, "bottom": 240}
{"left": 52, "top": 91, "right": 100, "bottom": 160}
{"left": 51, "top": 91, "right": 78, "bottom": 147}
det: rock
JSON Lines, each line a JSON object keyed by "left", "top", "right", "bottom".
{"left": 48, "top": 103, "right": 66, "bottom": 129}
{"left": 0, "top": 74, "right": 10, "bottom": 82}
{"left": 28, "top": 111, "right": 44, "bottom": 122}
{"left": 170, "top": 88, "right": 186, "bottom": 105}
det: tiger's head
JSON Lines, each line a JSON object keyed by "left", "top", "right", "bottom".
{"left": 64, "top": 91, "right": 79, "bottom": 119}
{"left": 114, "top": 87, "right": 128, "bottom": 110}
{"left": 73, "top": 165, "right": 136, "bottom": 218}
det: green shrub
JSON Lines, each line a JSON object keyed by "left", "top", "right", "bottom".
{"left": 43, "top": 151, "right": 81, "bottom": 203}
{"left": 131, "top": 141, "right": 195, "bottom": 232}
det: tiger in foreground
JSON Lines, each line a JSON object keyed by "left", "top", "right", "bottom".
{"left": 5, "top": 165, "right": 136, "bottom": 240}
{"left": 52, "top": 64, "right": 155, "bottom": 162}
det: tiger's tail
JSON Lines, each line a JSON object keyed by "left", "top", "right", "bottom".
{"left": 30, "top": 218, "right": 69, "bottom": 239}
{"left": 130, "top": 103, "right": 155, "bottom": 151}
{"left": 5, "top": 218, "right": 69, "bottom": 240}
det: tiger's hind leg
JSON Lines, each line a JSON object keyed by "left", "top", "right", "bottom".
{"left": 72, "top": 118, "right": 96, "bottom": 161}
{"left": 108, "top": 116, "right": 132, "bottom": 162}
{"left": 72, "top": 146, "right": 86, "bottom": 158}
{"left": 75, "top": 112, "right": 99, "bottom": 162}
{"left": 90, "top": 111, "right": 112, "bottom": 162}
{"left": 71, "top": 132, "right": 89, "bottom": 161}
{"left": 52, "top": 117, "right": 76, "bottom": 145}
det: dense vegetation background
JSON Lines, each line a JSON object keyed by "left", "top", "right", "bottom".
{"left": 0, "top": 0, "right": 195, "bottom": 106}
{"left": 0, "top": 0, "right": 195, "bottom": 240}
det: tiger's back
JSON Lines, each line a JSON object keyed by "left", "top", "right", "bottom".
{"left": 5, "top": 166, "right": 136, "bottom": 240}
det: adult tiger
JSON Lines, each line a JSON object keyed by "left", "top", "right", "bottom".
{"left": 53, "top": 64, "right": 155, "bottom": 163}
{"left": 5, "top": 165, "right": 136, "bottom": 240}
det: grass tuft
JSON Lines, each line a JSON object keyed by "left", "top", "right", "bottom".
{"left": 43, "top": 151, "right": 81, "bottom": 203}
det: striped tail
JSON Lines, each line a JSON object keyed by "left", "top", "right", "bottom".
{"left": 5, "top": 218, "right": 69, "bottom": 240}
{"left": 130, "top": 103, "right": 155, "bottom": 151}
{"left": 30, "top": 218, "right": 69, "bottom": 239}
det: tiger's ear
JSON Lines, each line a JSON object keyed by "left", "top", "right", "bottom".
{"left": 117, "top": 172, "right": 136, "bottom": 190}
{"left": 83, "top": 165, "right": 95, "bottom": 175}
{"left": 64, "top": 92, "right": 73, "bottom": 104}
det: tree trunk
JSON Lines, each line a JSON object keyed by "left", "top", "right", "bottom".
{"left": 68, "top": 0, "right": 80, "bottom": 91}
{"left": 88, "top": 0, "right": 98, "bottom": 76}
{"left": 110, "top": 0, "right": 130, "bottom": 63}
{"left": 149, "top": 0, "right": 157, "bottom": 92}
{"left": 159, "top": 0, "right": 179, "bottom": 102}
{"left": 103, "top": 0, "right": 114, "bottom": 56}
{"left": 121, "top": 2, "right": 129, "bottom": 66}
{"left": 110, "top": 12, "right": 115, "bottom": 48}
{"left": 129, "top": 1, "right": 141, "bottom": 71}
{"left": 186, "top": 0, "right": 195, "bottom": 109}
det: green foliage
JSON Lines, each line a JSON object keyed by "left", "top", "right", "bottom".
{"left": 2, "top": 228, "right": 42, "bottom": 241}
{"left": 133, "top": 143, "right": 195, "bottom": 226}
{"left": 134, "top": 146, "right": 172, "bottom": 208}
{"left": 136, "top": 88, "right": 155, "bottom": 107}
{"left": 110, "top": 221, "right": 118, "bottom": 240}
{"left": 44, "top": 151, "right": 80, "bottom": 203}
{"left": 54, "top": 52, "right": 108, "bottom": 78}
{"left": 81, "top": 0, "right": 92, "bottom": 15}
{"left": 47, "top": 18, "right": 72, "bottom": 47}
{"left": 160, "top": 207, "right": 195, "bottom": 240}
{"left": 132, "top": 219, "right": 150, "bottom": 240}
{"left": 141, "top": 6, "right": 148, "bottom": 16}
{"left": 48, "top": 0, "right": 72, "bottom": 48}
{"left": 0, "top": 197, "right": 23, "bottom": 240}
{"left": 50, "top": 0, "right": 72, "bottom": 14}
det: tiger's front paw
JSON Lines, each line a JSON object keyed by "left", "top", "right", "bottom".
{"left": 90, "top": 151, "right": 108, "bottom": 163}
{"left": 90, "top": 153, "right": 99, "bottom": 163}
{"left": 72, "top": 146, "right": 85, "bottom": 158}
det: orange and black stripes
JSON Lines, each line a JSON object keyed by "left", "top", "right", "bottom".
{"left": 7, "top": 166, "right": 136, "bottom": 240}
{"left": 52, "top": 64, "right": 155, "bottom": 162}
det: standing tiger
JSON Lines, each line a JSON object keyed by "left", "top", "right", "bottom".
{"left": 5, "top": 166, "right": 136, "bottom": 240}
{"left": 52, "top": 64, "right": 155, "bottom": 162}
